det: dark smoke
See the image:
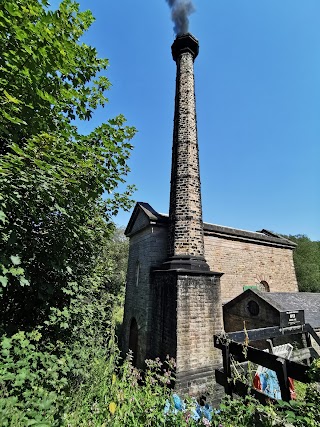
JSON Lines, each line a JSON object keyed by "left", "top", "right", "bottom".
{"left": 166, "top": 0, "right": 195, "bottom": 35}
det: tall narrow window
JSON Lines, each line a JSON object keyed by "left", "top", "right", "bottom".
{"left": 135, "top": 261, "right": 140, "bottom": 287}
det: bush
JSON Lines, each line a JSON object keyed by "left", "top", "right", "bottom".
{"left": 0, "top": 331, "right": 70, "bottom": 426}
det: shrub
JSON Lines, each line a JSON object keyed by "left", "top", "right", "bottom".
{"left": 0, "top": 331, "right": 70, "bottom": 426}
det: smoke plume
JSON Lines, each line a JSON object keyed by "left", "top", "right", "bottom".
{"left": 166, "top": 0, "right": 195, "bottom": 35}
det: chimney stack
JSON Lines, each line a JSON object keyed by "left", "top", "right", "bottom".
{"left": 164, "top": 33, "right": 209, "bottom": 271}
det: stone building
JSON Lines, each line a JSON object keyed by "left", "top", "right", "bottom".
{"left": 122, "top": 33, "right": 298, "bottom": 396}
{"left": 223, "top": 289, "right": 320, "bottom": 354}
{"left": 124, "top": 203, "right": 298, "bottom": 304}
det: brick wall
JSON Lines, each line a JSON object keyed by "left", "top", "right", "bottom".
{"left": 123, "top": 223, "right": 298, "bottom": 364}
{"left": 149, "top": 271, "right": 178, "bottom": 362}
{"left": 123, "top": 217, "right": 298, "bottom": 373}
{"left": 204, "top": 234, "right": 298, "bottom": 302}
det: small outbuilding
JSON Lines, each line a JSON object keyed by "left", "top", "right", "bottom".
{"left": 223, "top": 290, "right": 320, "bottom": 352}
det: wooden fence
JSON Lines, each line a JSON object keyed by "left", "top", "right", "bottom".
{"left": 214, "top": 323, "right": 320, "bottom": 404}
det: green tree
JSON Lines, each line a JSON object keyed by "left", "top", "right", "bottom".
{"left": 0, "top": 0, "right": 135, "bottom": 332}
{"left": 287, "top": 235, "right": 320, "bottom": 292}
{"left": 101, "top": 226, "right": 129, "bottom": 297}
{"left": 0, "top": 132, "right": 134, "bottom": 333}
{"left": 0, "top": 0, "right": 112, "bottom": 151}
{"left": 0, "top": 1, "right": 135, "bottom": 423}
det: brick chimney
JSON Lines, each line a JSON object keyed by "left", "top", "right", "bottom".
{"left": 164, "top": 33, "right": 209, "bottom": 271}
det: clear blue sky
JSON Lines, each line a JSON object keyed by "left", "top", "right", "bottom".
{"left": 52, "top": 1, "right": 319, "bottom": 240}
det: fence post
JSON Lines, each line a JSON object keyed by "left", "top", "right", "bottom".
{"left": 222, "top": 344, "right": 233, "bottom": 397}
{"left": 276, "top": 358, "right": 291, "bottom": 402}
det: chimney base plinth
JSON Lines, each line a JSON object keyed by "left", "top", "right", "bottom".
{"left": 161, "top": 254, "right": 210, "bottom": 272}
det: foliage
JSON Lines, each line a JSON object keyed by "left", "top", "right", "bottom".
{"left": 96, "top": 226, "right": 129, "bottom": 298}
{"left": 215, "top": 395, "right": 278, "bottom": 426}
{"left": 0, "top": 0, "right": 135, "bottom": 331}
{"left": 285, "top": 235, "right": 320, "bottom": 292}
{"left": 0, "top": 331, "right": 71, "bottom": 426}
{"left": 0, "top": 0, "right": 135, "bottom": 424}
{"left": 64, "top": 351, "right": 178, "bottom": 427}
{"left": 2, "top": 321, "right": 319, "bottom": 426}
{"left": 0, "top": 239, "right": 125, "bottom": 425}
{"left": 0, "top": 0, "right": 111, "bottom": 151}
{"left": 308, "top": 358, "right": 320, "bottom": 382}
{"left": 0, "top": 130, "right": 134, "bottom": 332}
{"left": 64, "top": 348, "right": 226, "bottom": 427}
{"left": 61, "top": 345, "right": 320, "bottom": 427}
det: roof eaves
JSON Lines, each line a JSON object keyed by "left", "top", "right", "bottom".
{"left": 204, "top": 224, "right": 296, "bottom": 248}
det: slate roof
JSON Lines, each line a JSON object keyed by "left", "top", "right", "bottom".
{"left": 125, "top": 202, "right": 296, "bottom": 249}
{"left": 203, "top": 223, "right": 295, "bottom": 248}
{"left": 252, "top": 290, "right": 320, "bottom": 329}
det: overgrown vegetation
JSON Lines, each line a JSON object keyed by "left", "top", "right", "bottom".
{"left": 0, "top": 0, "right": 134, "bottom": 424}
{"left": 63, "top": 349, "right": 320, "bottom": 426}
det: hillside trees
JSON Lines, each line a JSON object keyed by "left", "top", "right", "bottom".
{"left": 288, "top": 235, "right": 320, "bottom": 292}
{"left": 0, "top": 0, "right": 135, "bottom": 423}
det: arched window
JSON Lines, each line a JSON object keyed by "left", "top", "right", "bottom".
{"left": 129, "top": 317, "right": 138, "bottom": 366}
{"left": 258, "top": 281, "right": 270, "bottom": 292}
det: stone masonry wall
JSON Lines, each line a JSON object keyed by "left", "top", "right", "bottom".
{"left": 168, "top": 50, "right": 205, "bottom": 258}
{"left": 223, "top": 294, "right": 280, "bottom": 333}
{"left": 122, "top": 226, "right": 168, "bottom": 366}
{"left": 204, "top": 234, "right": 298, "bottom": 303}
{"left": 123, "top": 222, "right": 298, "bottom": 369}
{"left": 149, "top": 271, "right": 178, "bottom": 362}
{"left": 175, "top": 274, "right": 223, "bottom": 396}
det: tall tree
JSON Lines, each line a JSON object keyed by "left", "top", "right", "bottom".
{"left": 0, "top": 0, "right": 136, "bottom": 332}
{"left": 0, "top": 1, "right": 136, "bottom": 423}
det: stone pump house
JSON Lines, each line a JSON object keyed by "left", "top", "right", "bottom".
{"left": 122, "top": 33, "right": 298, "bottom": 396}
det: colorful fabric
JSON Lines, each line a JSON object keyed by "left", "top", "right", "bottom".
{"left": 253, "top": 373, "right": 262, "bottom": 391}
{"left": 259, "top": 369, "right": 282, "bottom": 400}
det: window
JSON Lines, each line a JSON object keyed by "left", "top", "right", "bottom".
{"left": 258, "top": 281, "right": 270, "bottom": 292}
{"left": 247, "top": 300, "right": 260, "bottom": 316}
{"left": 135, "top": 262, "right": 140, "bottom": 287}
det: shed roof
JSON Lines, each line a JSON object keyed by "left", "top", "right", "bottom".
{"left": 253, "top": 291, "right": 320, "bottom": 329}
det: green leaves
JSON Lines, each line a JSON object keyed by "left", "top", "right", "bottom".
{"left": 283, "top": 235, "right": 320, "bottom": 292}
{"left": 0, "top": 276, "right": 8, "bottom": 287}
{"left": 0, "top": 0, "right": 115, "bottom": 145}
{"left": 0, "top": 210, "right": 6, "bottom": 224}
{"left": 0, "top": 0, "right": 136, "bottom": 316}
{"left": 0, "top": 331, "right": 71, "bottom": 425}
{"left": 0, "top": 0, "right": 136, "bottom": 424}
{"left": 0, "top": 254, "right": 27, "bottom": 294}
{"left": 3, "top": 90, "right": 21, "bottom": 104}
{"left": 10, "top": 255, "right": 21, "bottom": 265}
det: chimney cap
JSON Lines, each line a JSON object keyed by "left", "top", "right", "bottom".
{"left": 171, "top": 33, "right": 199, "bottom": 62}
